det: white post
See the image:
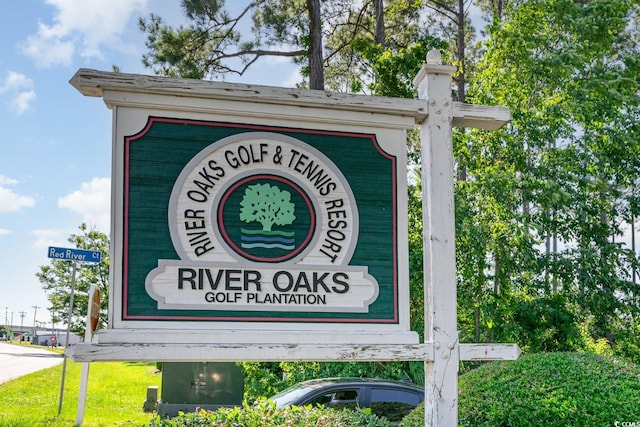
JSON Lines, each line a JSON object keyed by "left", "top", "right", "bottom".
{"left": 76, "top": 363, "right": 90, "bottom": 426}
{"left": 414, "top": 49, "right": 459, "bottom": 426}
{"left": 76, "top": 285, "right": 98, "bottom": 426}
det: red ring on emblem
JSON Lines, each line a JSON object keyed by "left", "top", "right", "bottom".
{"left": 218, "top": 174, "right": 316, "bottom": 262}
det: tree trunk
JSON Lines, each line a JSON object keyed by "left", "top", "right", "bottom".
{"left": 475, "top": 306, "right": 481, "bottom": 342}
{"left": 374, "top": 0, "right": 385, "bottom": 45}
{"left": 545, "top": 231, "right": 551, "bottom": 292}
{"left": 494, "top": 254, "right": 500, "bottom": 294}
{"left": 307, "top": 0, "right": 324, "bottom": 90}
{"left": 456, "top": 0, "right": 467, "bottom": 182}
{"left": 456, "top": 0, "right": 466, "bottom": 103}
{"left": 633, "top": 213, "right": 637, "bottom": 285}
{"left": 495, "top": 0, "right": 505, "bottom": 21}
{"left": 552, "top": 231, "right": 558, "bottom": 292}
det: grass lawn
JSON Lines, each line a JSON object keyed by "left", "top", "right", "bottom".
{"left": 0, "top": 344, "right": 161, "bottom": 427}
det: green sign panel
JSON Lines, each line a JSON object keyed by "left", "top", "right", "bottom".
{"left": 123, "top": 117, "right": 398, "bottom": 324}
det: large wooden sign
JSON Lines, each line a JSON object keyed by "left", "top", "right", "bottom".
{"left": 68, "top": 56, "right": 517, "bottom": 426}
{"left": 130, "top": 121, "right": 396, "bottom": 322}
{"left": 70, "top": 68, "right": 429, "bottom": 345}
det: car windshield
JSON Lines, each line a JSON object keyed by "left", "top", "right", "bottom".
{"left": 269, "top": 383, "right": 317, "bottom": 407}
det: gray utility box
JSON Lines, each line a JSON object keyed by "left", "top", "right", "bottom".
{"left": 157, "top": 362, "right": 244, "bottom": 417}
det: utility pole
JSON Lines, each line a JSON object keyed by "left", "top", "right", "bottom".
{"left": 51, "top": 307, "right": 57, "bottom": 344}
{"left": 2, "top": 307, "right": 6, "bottom": 341}
{"left": 32, "top": 305, "right": 40, "bottom": 343}
{"left": 19, "top": 311, "right": 26, "bottom": 340}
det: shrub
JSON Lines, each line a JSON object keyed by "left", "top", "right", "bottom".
{"left": 146, "top": 401, "right": 397, "bottom": 427}
{"left": 402, "top": 352, "right": 640, "bottom": 427}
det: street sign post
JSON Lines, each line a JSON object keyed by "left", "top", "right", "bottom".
{"left": 46, "top": 246, "right": 102, "bottom": 417}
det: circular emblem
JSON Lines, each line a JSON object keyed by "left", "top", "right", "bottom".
{"left": 168, "top": 132, "right": 359, "bottom": 266}
{"left": 217, "top": 174, "right": 316, "bottom": 262}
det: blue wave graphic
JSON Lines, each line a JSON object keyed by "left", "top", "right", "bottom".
{"left": 241, "top": 235, "right": 295, "bottom": 244}
{"left": 241, "top": 228, "right": 294, "bottom": 237}
{"left": 241, "top": 243, "right": 295, "bottom": 250}
{"left": 240, "top": 229, "right": 296, "bottom": 251}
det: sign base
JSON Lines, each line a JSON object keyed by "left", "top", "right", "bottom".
{"left": 95, "top": 328, "right": 420, "bottom": 345}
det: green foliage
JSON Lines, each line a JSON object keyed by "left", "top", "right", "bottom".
{"left": 403, "top": 352, "right": 640, "bottom": 427}
{"left": 611, "top": 318, "right": 640, "bottom": 364}
{"left": 321, "top": 0, "right": 435, "bottom": 93}
{"left": 303, "top": 361, "right": 420, "bottom": 385}
{"left": 252, "top": 0, "right": 308, "bottom": 50}
{"left": 147, "top": 401, "right": 396, "bottom": 427}
{"left": 579, "top": 318, "right": 614, "bottom": 357}
{"left": 459, "top": 352, "right": 640, "bottom": 427}
{"left": 458, "top": 0, "right": 640, "bottom": 356}
{"left": 510, "top": 293, "right": 584, "bottom": 353}
{"left": 36, "top": 224, "right": 109, "bottom": 335}
{"left": 357, "top": 34, "right": 448, "bottom": 98}
{"left": 136, "top": 0, "right": 640, "bottom": 396}
{"left": 407, "top": 184, "right": 425, "bottom": 339}
{"left": 139, "top": 0, "right": 310, "bottom": 81}
{"left": 239, "top": 362, "right": 285, "bottom": 405}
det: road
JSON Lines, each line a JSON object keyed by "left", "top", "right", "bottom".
{"left": 0, "top": 342, "right": 64, "bottom": 385}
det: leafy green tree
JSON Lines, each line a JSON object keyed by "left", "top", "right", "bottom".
{"left": 423, "top": 0, "right": 479, "bottom": 103}
{"left": 139, "top": 0, "right": 326, "bottom": 88}
{"left": 139, "top": 0, "right": 437, "bottom": 92}
{"left": 320, "top": 0, "right": 429, "bottom": 93}
{"left": 240, "top": 183, "right": 296, "bottom": 231}
{"left": 36, "top": 224, "right": 109, "bottom": 335}
{"left": 0, "top": 325, "right": 10, "bottom": 340}
{"left": 463, "top": 0, "right": 640, "bottom": 355}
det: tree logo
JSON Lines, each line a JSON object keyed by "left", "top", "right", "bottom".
{"left": 218, "top": 174, "right": 316, "bottom": 263}
{"left": 240, "top": 183, "right": 296, "bottom": 233}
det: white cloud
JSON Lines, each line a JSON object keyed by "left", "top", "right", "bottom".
{"left": 0, "top": 71, "right": 34, "bottom": 93}
{"left": 58, "top": 177, "right": 110, "bottom": 232}
{"left": 0, "top": 72, "right": 36, "bottom": 114}
{"left": 20, "top": 0, "right": 148, "bottom": 67}
{"left": 11, "top": 91, "right": 37, "bottom": 114}
{"left": 0, "top": 175, "right": 36, "bottom": 213}
{"left": 0, "top": 229, "right": 10, "bottom": 236}
{"left": 31, "top": 228, "right": 69, "bottom": 250}
{"left": 0, "top": 175, "right": 18, "bottom": 185}
{"left": 21, "top": 25, "right": 75, "bottom": 67}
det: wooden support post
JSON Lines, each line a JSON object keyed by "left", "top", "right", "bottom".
{"left": 143, "top": 386, "right": 159, "bottom": 412}
{"left": 414, "top": 49, "right": 459, "bottom": 427}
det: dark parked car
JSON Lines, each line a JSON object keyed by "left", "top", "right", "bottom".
{"left": 269, "top": 377, "right": 424, "bottom": 422}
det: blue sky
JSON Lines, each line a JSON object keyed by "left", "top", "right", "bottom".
{"left": 0, "top": 0, "right": 300, "bottom": 330}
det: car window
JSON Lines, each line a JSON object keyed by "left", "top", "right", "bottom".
{"left": 369, "top": 387, "right": 423, "bottom": 422}
{"left": 270, "top": 384, "right": 317, "bottom": 407}
{"left": 307, "top": 388, "right": 359, "bottom": 410}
